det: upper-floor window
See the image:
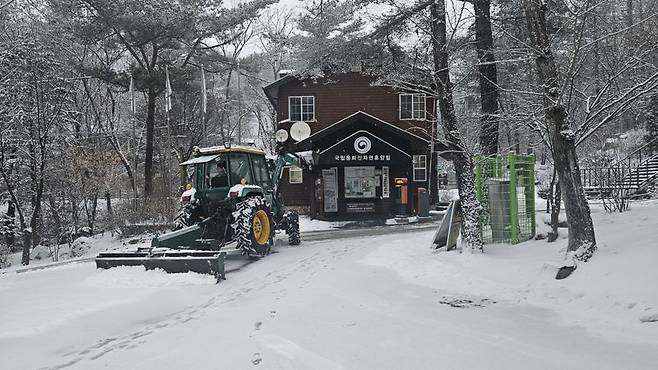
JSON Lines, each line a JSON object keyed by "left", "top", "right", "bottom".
{"left": 400, "top": 94, "right": 426, "bottom": 120}
{"left": 289, "top": 96, "right": 315, "bottom": 121}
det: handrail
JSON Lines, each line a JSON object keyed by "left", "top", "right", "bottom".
{"left": 610, "top": 137, "right": 658, "bottom": 168}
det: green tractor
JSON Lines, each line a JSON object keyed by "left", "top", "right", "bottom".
{"left": 95, "top": 145, "right": 306, "bottom": 280}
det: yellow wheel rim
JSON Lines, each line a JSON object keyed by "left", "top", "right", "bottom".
{"left": 252, "top": 210, "right": 271, "bottom": 245}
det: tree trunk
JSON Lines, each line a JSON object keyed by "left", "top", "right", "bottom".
{"left": 21, "top": 229, "right": 31, "bottom": 266}
{"left": 28, "top": 129, "right": 41, "bottom": 248}
{"left": 19, "top": 215, "right": 30, "bottom": 265}
{"left": 30, "top": 180, "right": 44, "bottom": 246}
{"left": 84, "top": 192, "right": 98, "bottom": 235}
{"left": 523, "top": 0, "right": 596, "bottom": 261}
{"left": 48, "top": 195, "right": 63, "bottom": 244}
{"left": 105, "top": 190, "right": 112, "bottom": 214}
{"left": 6, "top": 200, "right": 15, "bottom": 252}
{"left": 547, "top": 169, "right": 561, "bottom": 243}
{"left": 144, "top": 86, "right": 156, "bottom": 198}
{"left": 474, "top": 0, "right": 499, "bottom": 155}
{"left": 70, "top": 195, "right": 79, "bottom": 235}
{"left": 432, "top": 0, "right": 483, "bottom": 252}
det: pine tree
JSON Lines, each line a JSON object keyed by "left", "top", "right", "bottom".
{"left": 293, "top": 0, "right": 377, "bottom": 73}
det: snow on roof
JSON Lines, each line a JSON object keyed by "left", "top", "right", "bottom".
{"left": 194, "top": 145, "right": 266, "bottom": 156}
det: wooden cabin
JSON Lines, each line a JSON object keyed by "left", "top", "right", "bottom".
{"left": 264, "top": 72, "right": 445, "bottom": 220}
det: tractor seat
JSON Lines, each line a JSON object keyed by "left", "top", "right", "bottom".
{"left": 211, "top": 175, "right": 228, "bottom": 188}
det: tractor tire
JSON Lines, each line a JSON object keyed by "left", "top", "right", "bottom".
{"left": 284, "top": 211, "right": 301, "bottom": 246}
{"left": 232, "top": 196, "right": 274, "bottom": 256}
{"left": 173, "top": 203, "right": 195, "bottom": 231}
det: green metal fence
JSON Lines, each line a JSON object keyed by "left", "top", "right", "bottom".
{"left": 475, "top": 154, "right": 536, "bottom": 244}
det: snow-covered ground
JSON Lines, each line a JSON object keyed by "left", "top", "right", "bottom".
{"left": 1, "top": 201, "right": 657, "bottom": 369}
{"left": 366, "top": 200, "right": 658, "bottom": 344}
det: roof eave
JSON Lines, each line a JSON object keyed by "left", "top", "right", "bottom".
{"left": 263, "top": 74, "right": 296, "bottom": 105}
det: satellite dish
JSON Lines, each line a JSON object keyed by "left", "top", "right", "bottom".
{"left": 290, "top": 121, "right": 311, "bottom": 142}
{"left": 275, "top": 129, "right": 289, "bottom": 143}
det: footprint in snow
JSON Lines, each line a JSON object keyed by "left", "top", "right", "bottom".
{"left": 252, "top": 352, "right": 262, "bottom": 365}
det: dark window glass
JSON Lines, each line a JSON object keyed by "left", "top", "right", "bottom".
{"left": 251, "top": 155, "right": 272, "bottom": 190}
{"left": 228, "top": 153, "right": 254, "bottom": 186}
{"left": 400, "top": 94, "right": 413, "bottom": 119}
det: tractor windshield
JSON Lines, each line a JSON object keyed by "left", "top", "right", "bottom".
{"left": 205, "top": 155, "right": 229, "bottom": 189}
{"left": 229, "top": 153, "right": 254, "bottom": 185}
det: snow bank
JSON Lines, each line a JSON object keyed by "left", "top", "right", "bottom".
{"left": 5, "top": 232, "right": 151, "bottom": 271}
{"left": 83, "top": 266, "right": 216, "bottom": 288}
{"left": 362, "top": 200, "right": 658, "bottom": 345}
{"left": 298, "top": 215, "right": 350, "bottom": 232}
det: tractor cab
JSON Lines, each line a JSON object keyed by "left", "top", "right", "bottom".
{"left": 180, "top": 146, "right": 277, "bottom": 210}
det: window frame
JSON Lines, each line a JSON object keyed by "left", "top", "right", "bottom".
{"left": 288, "top": 166, "right": 303, "bottom": 184}
{"left": 399, "top": 93, "right": 427, "bottom": 120}
{"left": 288, "top": 96, "right": 315, "bottom": 122}
{"left": 412, "top": 155, "right": 427, "bottom": 182}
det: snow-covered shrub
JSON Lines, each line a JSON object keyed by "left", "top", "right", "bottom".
{"left": 70, "top": 237, "right": 93, "bottom": 258}
{"left": 30, "top": 245, "right": 52, "bottom": 261}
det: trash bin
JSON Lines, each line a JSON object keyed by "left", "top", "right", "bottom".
{"left": 417, "top": 187, "right": 430, "bottom": 218}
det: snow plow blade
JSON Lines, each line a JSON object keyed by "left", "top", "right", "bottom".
{"left": 95, "top": 250, "right": 226, "bottom": 281}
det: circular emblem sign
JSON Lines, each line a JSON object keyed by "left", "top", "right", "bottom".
{"left": 354, "top": 136, "right": 372, "bottom": 154}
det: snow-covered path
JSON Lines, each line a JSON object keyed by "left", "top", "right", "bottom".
{"left": 2, "top": 230, "right": 657, "bottom": 370}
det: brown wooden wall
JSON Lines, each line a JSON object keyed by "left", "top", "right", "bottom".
{"left": 274, "top": 72, "right": 435, "bottom": 139}
{"left": 278, "top": 166, "right": 314, "bottom": 207}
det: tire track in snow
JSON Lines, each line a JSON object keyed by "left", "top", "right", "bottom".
{"left": 42, "top": 238, "right": 360, "bottom": 370}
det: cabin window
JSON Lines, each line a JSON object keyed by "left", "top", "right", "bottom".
{"left": 289, "top": 96, "right": 315, "bottom": 121}
{"left": 400, "top": 94, "right": 426, "bottom": 120}
{"left": 205, "top": 156, "right": 228, "bottom": 189}
{"left": 251, "top": 155, "right": 273, "bottom": 191}
{"left": 413, "top": 155, "right": 427, "bottom": 182}
{"left": 288, "top": 166, "right": 303, "bottom": 184}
